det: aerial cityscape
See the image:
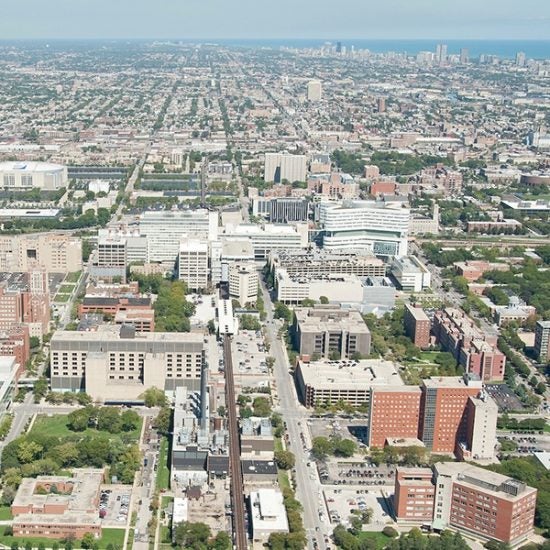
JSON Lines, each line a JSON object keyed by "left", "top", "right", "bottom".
{"left": 0, "top": 3, "right": 549, "bottom": 550}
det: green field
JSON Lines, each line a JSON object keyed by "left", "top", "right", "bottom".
{"left": 0, "top": 526, "right": 124, "bottom": 549}
{"left": 0, "top": 504, "right": 12, "bottom": 520}
{"left": 30, "top": 414, "right": 142, "bottom": 443}
{"left": 65, "top": 271, "right": 82, "bottom": 283}
{"left": 58, "top": 284, "right": 75, "bottom": 294}
{"left": 156, "top": 436, "right": 170, "bottom": 490}
{"left": 357, "top": 531, "right": 393, "bottom": 549}
{"left": 278, "top": 469, "right": 291, "bottom": 490}
{"left": 54, "top": 293, "right": 71, "bottom": 302}
{"left": 274, "top": 437, "right": 284, "bottom": 452}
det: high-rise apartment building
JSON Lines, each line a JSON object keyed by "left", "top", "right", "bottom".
{"left": 0, "top": 234, "right": 82, "bottom": 273}
{"left": 264, "top": 153, "right": 307, "bottom": 184}
{"left": 0, "top": 272, "right": 50, "bottom": 338}
{"left": 229, "top": 263, "right": 258, "bottom": 307}
{"left": 306, "top": 80, "right": 322, "bottom": 101}
{"left": 91, "top": 229, "right": 128, "bottom": 282}
{"left": 178, "top": 239, "right": 209, "bottom": 291}
{"left": 460, "top": 393, "right": 498, "bottom": 461}
{"left": 534, "top": 320, "right": 550, "bottom": 362}
{"left": 367, "top": 387, "right": 422, "bottom": 448}
{"left": 459, "top": 48, "right": 469, "bottom": 64}
{"left": 418, "top": 376, "right": 482, "bottom": 454}
{"left": 404, "top": 304, "right": 431, "bottom": 349}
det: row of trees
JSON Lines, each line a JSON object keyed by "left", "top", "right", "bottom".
{"left": 311, "top": 435, "right": 357, "bottom": 460}
{"left": 67, "top": 406, "right": 141, "bottom": 434}
{"left": 173, "top": 521, "right": 231, "bottom": 549}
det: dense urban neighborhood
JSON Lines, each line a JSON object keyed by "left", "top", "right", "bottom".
{"left": 0, "top": 37, "right": 548, "bottom": 550}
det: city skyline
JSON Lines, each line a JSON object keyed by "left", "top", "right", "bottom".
{"left": 1, "top": 0, "right": 549, "bottom": 40}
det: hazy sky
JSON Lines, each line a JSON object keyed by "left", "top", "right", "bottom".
{"left": 1, "top": 0, "right": 549, "bottom": 40}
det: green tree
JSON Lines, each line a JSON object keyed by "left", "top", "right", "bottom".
{"left": 311, "top": 436, "right": 334, "bottom": 460}
{"left": 319, "top": 296, "right": 329, "bottom": 304}
{"left": 274, "top": 302, "right": 292, "bottom": 322}
{"left": 153, "top": 407, "right": 172, "bottom": 434}
{"left": 120, "top": 409, "right": 141, "bottom": 432}
{"left": 142, "top": 387, "right": 167, "bottom": 407}
{"left": 80, "top": 533, "right": 96, "bottom": 549}
{"left": 253, "top": 396, "right": 272, "bottom": 417}
{"left": 173, "top": 521, "right": 211, "bottom": 548}
{"left": 274, "top": 450, "right": 296, "bottom": 470}
{"left": 333, "top": 438, "right": 356, "bottom": 458}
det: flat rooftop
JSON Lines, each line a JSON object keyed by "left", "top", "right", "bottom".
{"left": 294, "top": 306, "right": 370, "bottom": 334}
{"left": 422, "top": 375, "right": 482, "bottom": 390}
{"left": 434, "top": 462, "right": 536, "bottom": 501}
{"left": 405, "top": 304, "right": 430, "bottom": 321}
{"left": 298, "top": 359, "right": 404, "bottom": 389}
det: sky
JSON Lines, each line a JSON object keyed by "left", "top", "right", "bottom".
{"left": 1, "top": 0, "right": 549, "bottom": 40}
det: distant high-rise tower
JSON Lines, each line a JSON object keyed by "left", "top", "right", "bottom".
{"left": 377, "top": 97, "right": 386, "bottom": 113}
{"left": 436, "top": 44, "right": 448, "bottom": 64}
{"left": 460, "top": 48, "right": 469, "bottom": 64}
{"left": 516, "top": 51, "right": 526, "bottom": 67}
{"left": 336, "top": 41, "right": 342, "bottom": 54}
{"left": 307, "top": 80, "right": 322, "bottom": 102}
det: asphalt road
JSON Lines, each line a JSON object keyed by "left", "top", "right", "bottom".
{"left": 260, "top": 279, "right": 332, "bottom": 550}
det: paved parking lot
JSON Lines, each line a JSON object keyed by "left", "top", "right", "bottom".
{"left": 100, "top": 484, "right": 133, "bottom": 527}
{"left": 232, "top": 329, "right": 271, "bottom": 389}
{"left": 318, "top": 460, "right": 395, "bottom": 487}
{"left": 486, "top": 384, "right": 525, "bottom": 411}
{"left": 322, "top": 487, "right": 395, "bottom": 530}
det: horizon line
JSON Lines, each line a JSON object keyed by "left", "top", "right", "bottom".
{"left": 1, "top": 37, "right": 550, "bottom": 42}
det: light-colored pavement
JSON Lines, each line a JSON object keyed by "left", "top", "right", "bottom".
{"left": 260, "top": 279, "right": 332, "bottom": 550}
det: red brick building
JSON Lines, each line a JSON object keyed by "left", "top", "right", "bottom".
{"left": 432, "top": 308, "right": 505, "bottom": 381}
{"left": 367, "top": 387, "right": 422, "bottom": 448}
{"left": 404, "top": 304, "right": 431, "bottom": 349}
{"left": 393, "top": 462, "right": 537, "bottom": 545}
{"left": 0, "top": 325, "right": 30, "bottom": 377}
{"left": 394, "top": 467, "right": 435, "bottom": 523}
{"left": 418, "top": 376, "right": 482, "bottom": 454}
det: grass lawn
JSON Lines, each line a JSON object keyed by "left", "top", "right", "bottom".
{"left": 65, "top": 271, "right": 82, "bottom": 283}
{"left": 357, "top": 531, "right": 393, "bottom": 549}
{"left": 418, "top": 351, "right": 444, "bottom": 362}
{"left": 278, "top": 469, "right": 291, "bottom": 490}
{"left": 0, "top": 526, "right": 124, "bottom": 548}
{"left": 54, "top": 293, "right": 71, "bottom": 302}
{"left": 0, "top": 504, "right": 12, "bottom": 520}
{"left": 161, "top": 495, "right": 173, "bottom": 510}
{"left": 30, "top": 414, "right": 142, "bottom": 443}
{"left": 160, "top": 525, "right": 172, "bottom": 544}
{"left": 156, "top": 436, "right": 170, "bottom": 490}
{"left": 274, "top": 437, "right": 283, "bottom": 452}
{"left": 58, "top": 284, "right": 75, "bottom": 294}
{"left": 544, "top": 423, "right": 550, "bottom": 433}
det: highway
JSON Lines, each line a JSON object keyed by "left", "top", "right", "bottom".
{"left": 259, "top": 280, "right": 331, "bottom": 550}
{"left": 223, "top": 336, "right": 248, "bottom": 550}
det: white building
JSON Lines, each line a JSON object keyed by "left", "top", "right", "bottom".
{"left": 461, "top": 392, "right": 498, "bottom": 461}
{"left": 319, "top": 200, "right": 410, "bottom": 257}
{"left": 139, "top": 210, "right": 218, "bottom": 264}
{"left": 264, "top": 153, "right": 307, "bottom": 183}
{"left": 275, "top": 269, "right": 364, "bottom": 304}
{"left": 88, "top": 180, "right": 110, "bottom": 194}
{"left": 223, "top": 223, "right": 309, "bottom": 260}
{"left": 249, "top": 489, "right": 289, "bottom": 542}
{"left": 178, "top": 238, "right": 209, "bottom": 291}
{"left": 391, "top": 256, "right": 431, "bottom": 292}
{"left": 229, "top": 263, "right": 259, "bottom": 307}
{"left": 0, "top": 233, "right": 82, "bottom": 273}
{"left": 307, "top": 80, "right": 322, "bottom": 101}
{"left": 0, "top": 161, "right": 67, "bottom": 190}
